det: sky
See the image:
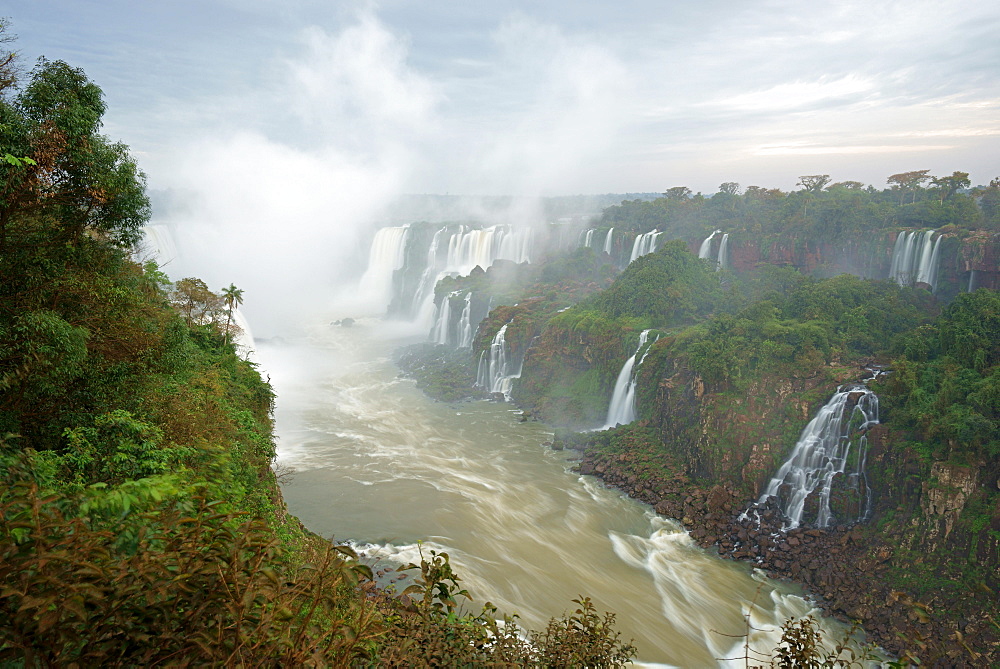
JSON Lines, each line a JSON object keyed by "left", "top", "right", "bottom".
{"left": 7, "top": 1, "right": 1000, "bottom": 332}
{"left": 9, "top": 0, "right": 1000, "bottom": 196}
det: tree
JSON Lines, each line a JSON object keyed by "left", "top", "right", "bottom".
{"left": 827, "top": 180, "right": 865, "bottom": 190}
{"left": 718, "top": 182, "right": 740, "bottom": 195}
{"left": 887, "top": 170, "right": 931, "bottom": 204}
{"left": 796, "top": 175, "right": 831, "bottom": 193}
{"left": 663, "top": 186, "right": 692, "bottom": 200}
{"left": 0, "top": 17, "right": 18, "bottom": 93}
{"left": 1, "top": 57, "right": 150, "bottom": 253}
{"left": 171, "top": 278, "right": 222, "bottom": 328}
{"left": 221, "top": 283, "right": 244, "bottom": 347}
{"left": 973, "top": 177, "right": 1000, "bottom": 229}
{"left": 931, "top": 171, "right": 971, "bottom": 203}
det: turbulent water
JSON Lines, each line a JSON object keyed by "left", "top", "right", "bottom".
{"left": 261, "top": 319, "right": 857, "bottom": 667}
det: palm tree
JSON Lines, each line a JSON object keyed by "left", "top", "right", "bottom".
{"left": 221, "top": 283, "right": 244, "bottom": 347}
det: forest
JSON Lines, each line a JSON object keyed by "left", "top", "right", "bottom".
{"left": 3, "top": 20, "right": 999, "bottom": 665}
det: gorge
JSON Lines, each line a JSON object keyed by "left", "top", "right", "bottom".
{"left": 371, "top": 181, "right": 1000, "bottom": 665}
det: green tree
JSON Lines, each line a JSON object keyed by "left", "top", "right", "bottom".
{"left": 887, "top": 169, "right": 931, "bottom": 204}
{"left": 663, "top": 186, "right": 692, "bottom": 200}
{"left": 931, "top": 170, "right": 971, "bottom": 203}
{"left": 222, "top": 283, "right": 244, "bottom": 347}
{"left": 796, "top": 175, "right": 831, "bottom": 193}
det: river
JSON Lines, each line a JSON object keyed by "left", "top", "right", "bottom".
{"left": 259, "top": 317, "right": 853, "bottom": 667}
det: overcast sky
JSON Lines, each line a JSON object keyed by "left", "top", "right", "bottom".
{"left": 10, "top": 0, "right": 999, "bottom": 197}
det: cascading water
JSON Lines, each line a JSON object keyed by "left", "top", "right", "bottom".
{"left": 698, "top": 230, "right": 721, "bottom": 260}
{"left": 360, "top": 223, "right": 533, "bottom": 323}
{"left": 602, "top": 330, "right": 658, "bottom": 429}
{"left": 457, "top": 292, "right": 474, "bottom": 348}
{"left": 430, "top": 291, "right": 456, "bottom": 345}
{"left": 139, "top": 224, "right": 179, "bottom": 266}
{"left": 716, "top": 233, "right": 729, "bottom": 271}
{"left": 581, "top": 228, "right": 595, "bottom": 248}
{"left": 629, "top": 230, "right": 662, "bottom": 263}
{"left": 603, "top": 227, "right": 615, "bottom": 255}
{"left": 476, "top": 322, "right": 521, "bottom": 399}
{"left": 888, "top": 230, "right": 941, "bottom": 290}
{"left": 411, "top": 226, "right": 448, "bottom": 318}
{"left": 359, "top": 225, "right": 410, "bottom": 310}
{"left": 758, "top": 386, "right": 880, "bottom": 530}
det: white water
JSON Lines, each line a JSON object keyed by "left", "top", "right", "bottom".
{"left": 698, "top": 230, "right": 721, "bottom": 260}
{"left": 717, "top": 233, "right": 729, "bottom": 271}
{"left": 476, "top": 322, "right": 522, "bottom": 398}
{"left": 582, "top": 228, "right": 595, "bottom": 248}
{"left": 630, "top": 230, "right": 663, "bottom": 263}
{"left": 888, "top": 230, "right": 941, "bottom": 290}
{"left": 759, "top": 387, "right": 880, "bottom": 530}
{"left": 359, "top": 224, "right": 533, "bottom": 326}
{"left": 430, "top": 290, "right": 455, "bottom": 345}
{"left": 602, "top": 329, "right": 656, "bottom": 429}
{"left": 359, "top": 226, "right": 410, "bottom": 311}
{"left": 139, "top": 224, "right": 179, "bottom": 266}
{"left": 603, "top": 227, "right": 615, "bottom": 255}
{"left": 262, "top": 321, "right": 863, "bottom": 666}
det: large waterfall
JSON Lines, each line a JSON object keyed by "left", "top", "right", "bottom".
{"left": 476, "top": 322, "right": 522, "bottom": 399}
{"left": 358, "top": 223, "right": 533, "bottom": 335}
{"left": 698, "top": 230, "right": 721, "bottom": 260}
{"left": 602, "top": 330, "right": 657, "bottom": 429}
{"left": 629, "top": 230, "right": 662, "bottom": 263}
{"left": 359, "top": 226, "right": 410, "bottom": 309}
{"left": 758, "top": 386, "right": 879, "bottom": 530}
{"left": 888, "top": 230, "right": 942, "bottom": 290}
{"left": 603, "top": 227, "right": 615, "bottom": 255}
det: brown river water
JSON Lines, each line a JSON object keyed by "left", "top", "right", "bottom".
{"left": 259, "top": 318, "right": 862, "bottom": 667}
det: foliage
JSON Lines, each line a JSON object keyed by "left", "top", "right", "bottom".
{"left": 584, "top": 240, "right": 723, "bottom": 326}
{"left": 878, "top": 289, "right": 1000, "bottom": 463}
{"left": 0, "top": 483, "right": 377, "bottom": 667}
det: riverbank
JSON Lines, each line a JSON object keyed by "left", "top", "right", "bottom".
{"left": 572, "top": 443, "right": 997, "bottom": 666}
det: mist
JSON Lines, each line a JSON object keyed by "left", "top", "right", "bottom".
{"left": 145, "top": 9, "right": 629, "bottom": 337}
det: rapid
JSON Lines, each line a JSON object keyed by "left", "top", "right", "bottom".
{"left": 259, "top": 319, "right": 858, "bottom": 667}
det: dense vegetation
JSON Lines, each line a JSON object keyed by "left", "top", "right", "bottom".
{"left": 395, "top": 169, "right": 999, "bottom": 662}
{"left": 601, "top": 172, "right": 997, "bottom": 245}
{"left": 0, "top": 33, "right": 640, "bottom": 666}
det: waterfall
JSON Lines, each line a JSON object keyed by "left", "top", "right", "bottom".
{"left": 411, "top": 227, "right": 448, "bottom": 320}
{"left": 916, "top": 234, "right": 943, "bottom": 287}
{"left": 969, "top": 270, "right": 977, "bottom": 292}
{"left": 359, "top": 226, "right": 409, "bottom": 309}
{"left": 629, "top": 230, "right": 662, "bottom": 263}
{"left": 360, "top": 223, "right": 534, "bottom": 321}
{"left": 430, "top": 291, "right": 455, "bottom": 345}
{"left": 758, "top": 386, "right": 880, "bottom": 530}
{"left": 476, "top": 322, "right": 521, "bottom": 399}
{"left": 698, "top": 230, "right": 720, "bottom": 260}
{"left": 889, "top": 230, "right": 941, "bottom": 290}
{"left": 602, "top": 330, "right": 657, "bottom": 429}
{"left": 716, "top": 233, "right": 729, "bottom": 271}
{"left": 581, "top": 229, "right": 595, "bottom": 248}
{"left": 139, "top": 224, "right": 178, "bottom": 266}
{"left": 457, "top": 293, "right": 474, "bottom": 348}
{"left": 603, "top": 227, "right": 615, "bottom": 255}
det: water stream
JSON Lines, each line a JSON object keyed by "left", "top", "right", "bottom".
{"left": 261, "top": 319, "right": 857, "bottom": 667}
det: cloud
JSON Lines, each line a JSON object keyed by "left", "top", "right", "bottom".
{"left": 154, "top": 9, "right": 436, "bottom": 334}
{"left": 753, "top": 143, "right": 954, "bottom": 156}
{"left": 709, "top": 75, "right": 876, "bottom": 113}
